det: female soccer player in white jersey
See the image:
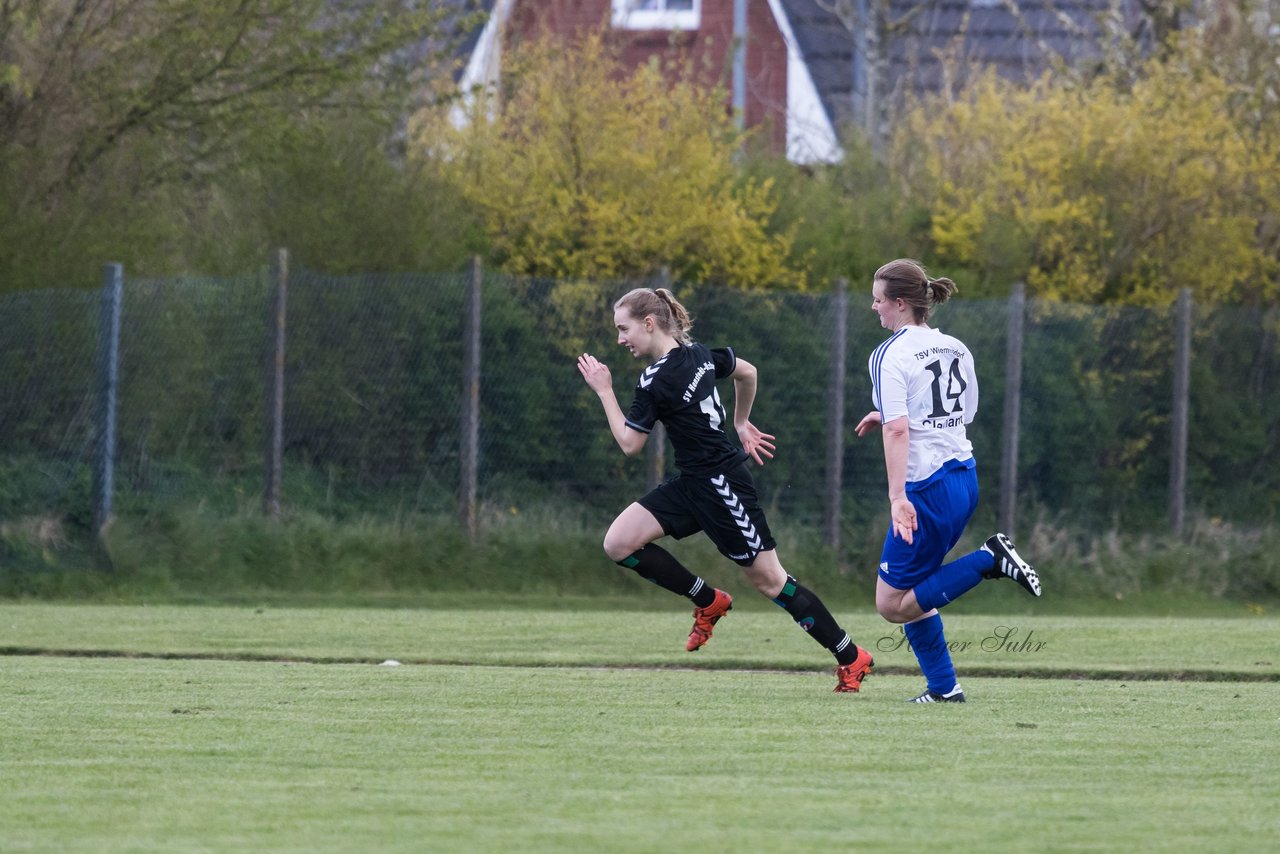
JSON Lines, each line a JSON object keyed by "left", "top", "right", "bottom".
{"left": 578, "top": 286, "right": 874, "bottom": 693}
{"left": 856, "top": 259, "right": 1043, "bottom": 703}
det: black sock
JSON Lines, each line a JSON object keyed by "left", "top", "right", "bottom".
{"left": 772, "top": 575, "right": 859, "bottom": 665}
{"left": 617, "top": 544, "right": 716, "bottom": 608}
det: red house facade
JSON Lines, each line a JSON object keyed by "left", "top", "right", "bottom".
{"left": 457, "top": 0, "right": 843, "bottom": 164}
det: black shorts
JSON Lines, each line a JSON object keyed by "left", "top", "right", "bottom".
{"left": 637, "top": 463, "right": 777, "bottom": 566}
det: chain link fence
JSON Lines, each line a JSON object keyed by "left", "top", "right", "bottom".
{"left": 2, "top": 262, "right": 1278, "bottom": 561}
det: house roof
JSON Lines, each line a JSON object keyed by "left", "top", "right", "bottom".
{"left": 776, "top": 0, "right": 1155, "bottom": 134}
{"left": 395, "top": 0, "right": 493, "bottom": 82}
{"left": 775, "top": 0, "right": 862, "bottom": 133}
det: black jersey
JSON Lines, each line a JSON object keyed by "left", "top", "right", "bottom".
{"left": 624, "top": 343, "right": 748, "bottom": 476}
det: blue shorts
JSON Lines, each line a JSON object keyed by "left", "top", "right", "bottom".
{"left": 878, "top": 458, "right": 979, "bottom": 591}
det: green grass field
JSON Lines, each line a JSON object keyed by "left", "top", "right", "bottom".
{"left": 3, "top": 603, "right": 1278, "bottom": 852}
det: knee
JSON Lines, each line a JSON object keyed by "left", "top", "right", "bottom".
{"left": 748, "top": 571, "right": 779, "bottom": 597}
{"left": 742, "top": 553, "right": 785, "bottom": 598}
{"left": 602, "top": 529, "right": 640, "bottom": 563}
{"left": 602, "top": 535, "right": 631, "bottom": 563}
{"left": 876, "top": 600, "right": 910, "bottom": 624}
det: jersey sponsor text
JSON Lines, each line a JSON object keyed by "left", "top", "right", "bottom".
{"left": 682, "top": 361, "right": 715, "bottom": 403}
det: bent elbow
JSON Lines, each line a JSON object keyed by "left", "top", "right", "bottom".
{"left": 619, "top": 431, "right": 647, "bottom": 457}
{"left": 882, "top": 417, "right": 910, "bottom": 442}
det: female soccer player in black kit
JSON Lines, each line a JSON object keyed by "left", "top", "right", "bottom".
{"left": 577, "top": 287, "right": 874, "bottom": 692}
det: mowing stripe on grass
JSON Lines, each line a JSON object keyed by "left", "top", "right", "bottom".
{"left": 3, "top": 646, "right": 1277, "bottom": 682}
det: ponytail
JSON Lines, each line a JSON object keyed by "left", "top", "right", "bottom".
{"left": 927, "top": 276, "right": 958, "bottom": 307}
{"left": 874, "top": 259, "right": 957, "bottom": 322}
{"left": 615, "top": 287, "right": 695, "bottom": 344}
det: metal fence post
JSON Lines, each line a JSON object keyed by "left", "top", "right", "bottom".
{"left": 460, "top": 256, "right": 482, "bottom": 540}
{"left": 823, "top": 277, "right": 848, "bottom": 549}
{"left": 93, "top": 263, "right": 123, "bottom": 544}
{"left": 999, "top": 282, "right": 1026, "bottom": 537}
{"left": 1170, "top": 287, "right": 1192, "bottom": 539}
{"left": 263, "top": 248, "right": 288, "bottom": 519}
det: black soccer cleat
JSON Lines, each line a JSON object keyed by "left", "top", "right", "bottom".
{"left": 982, "top": 533, "right": 1042, "bottom": 597}
{"left": 909, "top": 685, "right": 966, "bottom": 703}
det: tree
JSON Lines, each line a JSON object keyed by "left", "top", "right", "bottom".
{"left": 891, "top": 48, "right": 1278, "bottom": 305}
{"left": 1, "top": 1, "right": 466, "bottom": 201}
{"left": 185, "top": 108, "right": 487, "bottom": 276}
{"left": 0, "top": 0, "right": 475, "bottom": 288}
{"left": 419, "top": 31, "right": 802, "bottom": 289}
{"left": 740, "top": 131, "right": 924, "bottom": 289}
{"left": 813, "top": 0, "right": 944, "bottom": 153}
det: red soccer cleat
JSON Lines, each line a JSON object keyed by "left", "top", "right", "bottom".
{"left": 833, "top": 645, "right": 875, "bottom": 693}
{"left": 686, "top": 589, "right": 733, "bottom": 652}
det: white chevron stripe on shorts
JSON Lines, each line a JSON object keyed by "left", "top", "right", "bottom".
{"left": 710, "top": 475, "right": 763, "bottom": 552}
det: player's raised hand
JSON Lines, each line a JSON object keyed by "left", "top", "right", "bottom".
{"left": 737, "top": 421, "right": 776, "bottom": 466}
{"left": 577, "top": 353, "right": 613, "bottom": 394}
{"left": 855, "top": 410, "right": 883, "bottom": 437}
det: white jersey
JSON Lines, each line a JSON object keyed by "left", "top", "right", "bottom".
{"left": 869, "top": 325, "right": 978, "bottom": 485}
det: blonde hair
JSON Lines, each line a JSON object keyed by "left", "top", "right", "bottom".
{"left": 874, "top": 258, "right": 957, "bottom": 323}
{"left": 614, "top": 287, "right": 694, "bottom": 344}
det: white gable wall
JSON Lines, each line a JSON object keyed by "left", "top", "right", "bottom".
{"left": 452, "top": 0, "right": 516, "bottom": 128}
{"left": 766, "top": 0, "right": 843, "bottom": 164}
